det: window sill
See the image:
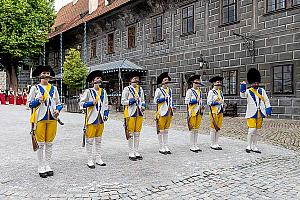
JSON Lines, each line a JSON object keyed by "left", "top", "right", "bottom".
{"left": 271, "top": 93, "right": 295, "bottom": 97}
{"left": 264, "top": 5, "right": 300, "bottom": 16}
{"left": 106, "top": 52, "right": 115, "bottom": 55}
{"left": 180, "top": 31, "right": 196, "bottom": 37}
{"left": 151, "top": 39, "right": 164, "bottom": 44}
{"left": 218, "top": 20, "right": 240, "bottom": 28}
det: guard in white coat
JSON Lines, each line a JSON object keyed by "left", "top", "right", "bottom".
{"left": 185, "top": 75, "right": 205, "bottom": 153}
{"left": 27, "top": 65, "right": 63, "bottom": 178}
{"left": 80, "top": 70, "right": 109, "bottom": 168}
{"left": 240, "top": 68, "right": 272, "bottom": 153}
{"left": 207, "top": 76, "right": 224, "bottom": 150}
{"left": 121, "top": 71, "right": 146, "bottom": 161}
{"left": 154, "top": 72, "right": 175, "bottom": 154}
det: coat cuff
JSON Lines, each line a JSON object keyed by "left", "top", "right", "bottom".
{"left": 157, "top": 97, "right": 165, "bottom": 103}
{"left": 266, "top": 107, "right": 272, "bottom": 116}
{"left": 129, "top": 98, "right": 136, "bottom": 105}
{"left": 211, "top": 101, "right": 219, "bottom": 106}
{"left": 104, "top": 110, "right": 109, "bottom": 117}
{"left": 240, "top": 83, "right": 247, "bottom": 93}
{"left": 29, "top": 99, "right": 40, "bottom": 108}
{"left": 141, "top": 102, "right": 146, "bottom": 108}
{"left": 56, "top": 104, "right": 63, "bottom": 111}
{"left": 189, "top": 99, "right": 197, "bottom": 105}
{"left": 83, "top": 101, "right": 94, "bottom": 108}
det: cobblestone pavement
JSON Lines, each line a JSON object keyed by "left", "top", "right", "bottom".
{"left": 0, "top": 106, "right": 299, "bottom": 200}
{"left": 110, "top": 110, "right": 300, "bottom": 151}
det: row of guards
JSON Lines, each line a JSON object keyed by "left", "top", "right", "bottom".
{"left": 0, "top": 88, "right": 29, "bottom": 105}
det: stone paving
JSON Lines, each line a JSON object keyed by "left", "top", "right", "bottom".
{"left": 0, "top": 106, "right": 299, "bottom": 200}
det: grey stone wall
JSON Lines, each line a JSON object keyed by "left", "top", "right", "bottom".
{"left": 0, "top": 71, "right": 6, "bottom": 90}
{"left": 46, "top": 0, "right": 300, "bottom": 119}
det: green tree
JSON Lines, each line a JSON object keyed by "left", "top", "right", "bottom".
{"left": 63, "top": 48, "right": 88, "bottom": 91}
{"left": 0, "top": 0, "right": 55, "bottom": 91}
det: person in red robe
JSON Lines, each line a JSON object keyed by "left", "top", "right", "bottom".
{"left": 23, "top": 88, "right": 28, "bottom": 105}
{"left": 16, "top": 89, "right": 23, "bottom": 105}
{"left": 8, "top": 88, "right": 15, "bottom": 105}
{"left": 0, "top": 88, "right": 6, "bottom": 105}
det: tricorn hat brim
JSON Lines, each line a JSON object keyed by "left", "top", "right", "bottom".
{"left": 32, "top": 65, "right": 55, "bottom": 77}
{"left": 86, "top": 70, "right": 103, "bottom": 83}
{"left": 209, "top": 76, "right": 224, "bottom": 83}
{"left": 126, "top": 71, "right": 142, "bottom": 80}
{"left": 157, "top": 72, "right": 171, "bottom": 85}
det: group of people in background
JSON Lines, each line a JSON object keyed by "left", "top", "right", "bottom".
{"left": 0, "top": 87, "right": 29, "bottom": 105}
{"left": 26, "top": 65, "right": 272, "bottom": 178}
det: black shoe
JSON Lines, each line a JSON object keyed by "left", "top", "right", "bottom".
{"left": 166, "top": 151, "right": 172, "bottom": 154}
{"left": 129, "top": 156, "right": 137, "bottom": 161}
{"left": 190, "top": 149, "right": 198, "bottom": 153}
{"left": 216, "top": 146, "right": 223, "bottom": 150}
{"left": 39, "top": 172, "right": 47, "bottom": 178}
{"left": 46, "top": 171, "right": 54, "bottom": 176}
{"left": 196, "top": 149, "right": 202, "bottom": 152}
{"left": 87, "top": 164, "right": 95, "bottom": 169}
{"left": 246, "top": 149, "right": 251, "bottom": 153}
{"left": 251, "top": 150, "right": 262, "bottom": 154}
{"left": 210, "top": 147, "right": 219, "bottom": 150}
{"left": 96, "top": 163, "right": 107, "bottom": 166}
{"left": 159, "top": 150, "right": 167, "bottom": 155}
{"left": 136, "top": 155, "right": 143, "bottom": 160}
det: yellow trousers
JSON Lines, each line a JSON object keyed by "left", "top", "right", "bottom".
{"left": 127, "top": 116, "right": 143, "bottom": 133}
{"left": 247, "top": 112, "right": 263, "bottom": 129}
{"left": 86, "top": 122, "right": 104, "bottom": 138}
{"left": 209, "top": 113, "right": 223, "bottom": 129}
{"left": 158, "top": 111, "right": 172, "bottom": 131}
{"left": 35, "top": 120, "right": 57, "bottom": 142}
{"left": 189, "top": 115, "right": 202, "bottom": 129}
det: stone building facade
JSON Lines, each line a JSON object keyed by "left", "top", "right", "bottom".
{"left": 45, "top": 0, "right": 300, "bottom": 119}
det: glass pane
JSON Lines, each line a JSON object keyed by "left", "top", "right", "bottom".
{"left": 228, "top": 5, "right": 236, "bottom": 22}
{"left": 273, "top": 66, "right": 282, "bottom": 80}
{"left": 274, "top": 80, "right": 283, "bottom": 93}
{"left": 183, "top": 20, "right": 187, "bottom": 33}
{"left": 223, "top": 0, "right": 229, "bottom": 6}
{"left": 182, "top": 7, "right": 188, "bottom": 18}
{"left": 295, "top": 0, "right": 300, "bottom": 5}
{"left": 283, "top": 65, "right": 292, "bottom": 73}
{"left": 268, "top": 0, "right": 275, "bottom": 11}
{"left": 157, "top": 27, "right": 162, "bottom": 40}
{"left": 278, "top": 0, "right": 285, "bottom": 9}
{"left": 188, "top": 18, "right": 194, "bottom": 32}
{"left": 223, "top": 8, "right": 228, "bottom": 23}
{"left": 229, "top": 0, "right": 235, "bottom": 4}
{"left": 157, "top": 17, "right": 162, "bottom": 26}
{"left": 188, "top": 6, "right": 194, "bottom": 17}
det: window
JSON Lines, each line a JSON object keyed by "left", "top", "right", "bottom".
{"left": 128, "top": 26, "right": 136, "bottom": 49}
{"left": 181, "top": 72, "right": 194, "bottom": 97}
{"left": 150, "top": 77, "right": 156, "bottom": 97}
{"left": 273, "top": 65, "right": 293, "bottom": 94}
{"left": 54, "top": 52, "right": 59, "bottom": 67}
{"left": 23, "top": 65, "right": 29, "bottom": 71}
{"left": 222, "top": 0, "right": 237, "bottom": 24}
{"left": 222, "top": 70, "right": 238, "bottom": 95}
{"left": 267, "top": 0, "right": 286, "bottom": 12}
{"left": 293, "top": 0, "right": 300, "bottom": 5}
{"left": 182, "top": 5, "right": 194, "bottom": 34}
{"left": 152, "top": 16, "right": 162, "bottom": 42}
{"left": 90, "top": 39, "right": 97, "bottom": 59}
{"left": 107, "top": 33, "right": 114, "bottom": 54}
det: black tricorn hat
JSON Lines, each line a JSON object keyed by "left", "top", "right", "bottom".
{"left": 32, "top": 65, "right": 55, "bottom": 77}
{"left": 126, "top": 71, "right": 142, "bottom": 80}
{"left": 157, "top": 72, "right": 171, "bottom": 85}
{"left": 209, "top": 76, "right": 224, "bottom": 83}
{"left": 247, "top": 68, "right": 261, "bottom": 84}
{"left": 86, "top": 70, "right": 103, "bottom": 83}
{"left": 188, "top": 75, "right": 201, "bottom": 83}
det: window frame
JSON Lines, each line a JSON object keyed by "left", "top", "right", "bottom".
{"left": 272, "top": 64, "right": 294, "bottom": 95}
{"left": 90, "top": 38, "right": 97, "bottom": 59}
{"left": 107, "top": 32, "right": 115, "bottom": 54}
{"left": 222, "top": 70, "right": 238, "bottom": 96}
{"left": 152, "top": 15, "right": 163, "bottom": 43}
{"left": 222, "top": 0, "right": 238, "bottom": 25}
{"left": 181, "top": 5, "right": 195, "bottom": 36}
{"left": 266, "top": 0, "right": 287, "bottom": 12}
{"left": 127, "top": 25, "right": 136, "bottom": 49}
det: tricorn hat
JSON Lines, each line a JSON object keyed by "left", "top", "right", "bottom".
{"left": 86, "top": 70, "right": 103, "bottom": 83}
{"left": 209, "top": 76, "right": 224, "bottom": 83}
{"left": 32, "top": 65, "right": 55, "bottom": 77}
{"left": 188, "top": 75, "right": 201, "bottom": 83}
{"left": 157, "top": 72, "right": 171, "bottom": 85}
{"left": 126, "top": 71, "right": 142, "bottom": 81}
{"left": 247, "top": 68, "right": 261, "bottom": 84}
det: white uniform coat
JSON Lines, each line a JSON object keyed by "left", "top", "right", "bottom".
{"left": 185, "top": 88, "right": 203, "bottom": 116}
{"left": 121, "top": 85, "right": 145, "bottom": 117}
{"left": 153, "top": 87, "right": 174, "bottom": 117}
{"left": 207, "top": 88, "right": 224, "bottom": 114}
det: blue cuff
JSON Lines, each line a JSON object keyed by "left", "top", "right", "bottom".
{"left": 83, "top": 101, "right": 94, "bottom": 108}
{"left": 56, "top": 104, "right": 63, "bottom": 111}
{"left": 29, "top": 99, "right": 40, "bottom": 108}
{"left": 104, "top": 110, "right": 109, "bottom": 117}
{"left": 240, "top": 83, "right": 247, "bottom": 93}
{"left": 211, "top": 101, "right": 219, "bottom": 106}
{"left": 141, "top": 103, "right": 146, "bottom": 108}
{"left": 129, "top": 98, "right": 136, "bottom": 105}
{"left": 157, "top": 97, "right": 165, "bottom": 103}
{"left": 189, "top": 99, "right": 197, "bottom": 105}
{"left": 266, "top": 107, "right": 272, "bottom": 116}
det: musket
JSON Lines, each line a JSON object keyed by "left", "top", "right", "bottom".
{"left": 82, "top": 108, "right": 87, "bottom": 147}
{"left": 187, "top": 105, "right": 192, "bottom": 131}
{"left": 30, "top": 109, "right": 39, "bottom": 151}
{"left": 123, "top": 106, "right": 130, "bottom": 140}
{"left": 155, "top": 104, "right": 160, "bottom": 134}
{"left": 209, "top": 105, "right": 220, "bottom": 132}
